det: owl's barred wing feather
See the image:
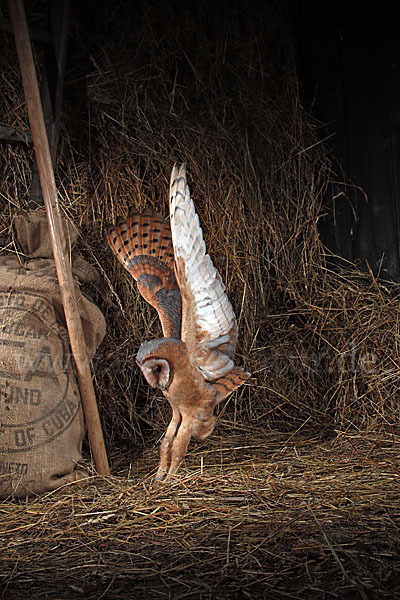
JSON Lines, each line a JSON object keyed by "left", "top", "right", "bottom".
{"left": 213, "top": 368, "right": 250, "bottom": 402}
{"left": 107, "top": 208, "right": 182, "bottom": 338}
{"left": 169, "top": 163, "right": 239, "bottom": 380}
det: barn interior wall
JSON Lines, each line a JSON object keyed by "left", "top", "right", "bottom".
{"left": 294, "top": 0, "right": 400, "bottom": 280}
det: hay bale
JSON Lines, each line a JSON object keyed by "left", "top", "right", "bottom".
{"left": 0, "top": 0, "right": 398, "bottom": 457}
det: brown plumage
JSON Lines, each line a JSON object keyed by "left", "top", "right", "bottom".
{"left": 107, "top": 208, "right": 182, "bottom": 338}
{"left": 107, "top": 164, "right": 249, "bottom": 481}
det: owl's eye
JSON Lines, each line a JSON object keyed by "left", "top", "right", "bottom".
{"left": 154, "top": 365, "right": 162, "bottom": 375}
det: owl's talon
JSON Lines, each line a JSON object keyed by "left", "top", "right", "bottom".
{"left": 155, "top": 464, "right": 168, "bottom": 480}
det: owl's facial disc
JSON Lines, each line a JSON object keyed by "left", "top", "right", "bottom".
{"left": 140, "top": 357, "right": 171, "bottom": 390}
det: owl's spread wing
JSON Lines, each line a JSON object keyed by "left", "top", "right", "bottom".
{"left": 107, "top": 208, "right": 182, "bottom": 338}
{"left": 169, "top": 163, "right": 238, "bottom": 380}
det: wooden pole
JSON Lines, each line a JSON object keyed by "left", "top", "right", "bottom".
{"left": 9, "top": 0, "right": 110, "bottom": 477}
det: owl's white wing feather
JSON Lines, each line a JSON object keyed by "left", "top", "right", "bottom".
{"left": 169, "top": 163, "right": 238, "bottom": 380}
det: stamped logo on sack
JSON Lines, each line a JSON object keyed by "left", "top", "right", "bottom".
{"left": 0, "top": 290, "right": 81, "bottom": 454}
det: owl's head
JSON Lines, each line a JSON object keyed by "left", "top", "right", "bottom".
{"left": 136, "top": 338, "right": 185, "bottom": 391}
{"left": 138, "top": 356, "right": 171, "bottom": 390}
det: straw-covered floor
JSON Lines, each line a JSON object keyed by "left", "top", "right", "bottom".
{"left": 1, "top": 431, "right": 400, "bottom": 599}
{"left": 1, "top": 0, "right": 400, "bottom": 598}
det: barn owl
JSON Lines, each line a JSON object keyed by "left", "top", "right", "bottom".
{"left": 107, "top": 164, "right": 249, "bottom": 481}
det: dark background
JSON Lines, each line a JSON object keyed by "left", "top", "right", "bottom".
{"left": 294, "top": 0, "right": 400, "bottom": 279}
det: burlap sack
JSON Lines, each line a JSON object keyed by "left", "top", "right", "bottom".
{"left": 0, "top": 211, "right": 106, "bottom": 497}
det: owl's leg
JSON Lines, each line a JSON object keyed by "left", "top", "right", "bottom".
{"left": 165, "top": 419, "right": 192, "bottom": 480}
{"left": 155, "top": 407, "right": 182, "bottom": 481}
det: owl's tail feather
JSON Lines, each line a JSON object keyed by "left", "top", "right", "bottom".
{"left": 107, "top": 208, "right": 182, "bottom": 338}
{"left": 213, "top": 367, "right": 250, "bottom": 403}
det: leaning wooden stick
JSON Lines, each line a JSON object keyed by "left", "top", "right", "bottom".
{"left": 9, "top": 0, "right": 110, "bottom": 476}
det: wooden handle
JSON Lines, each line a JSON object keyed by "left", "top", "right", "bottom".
{"left": 9, "top": 0, "right": 110, "bottom": 477}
